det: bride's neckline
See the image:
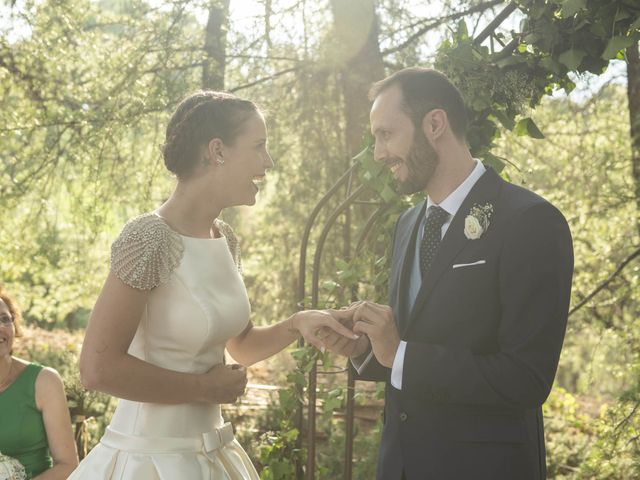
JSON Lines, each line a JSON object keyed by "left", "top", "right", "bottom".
{"left": 151, "top": 212, "right": 226, "bottom": 241}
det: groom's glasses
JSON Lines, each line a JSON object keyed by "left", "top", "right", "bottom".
{"left": 0, "top": 314, "right": 14, "bottom": 327}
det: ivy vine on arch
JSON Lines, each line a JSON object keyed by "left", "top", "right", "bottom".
{"left": 434, "top": 0, "right": 640, "bottom": 171}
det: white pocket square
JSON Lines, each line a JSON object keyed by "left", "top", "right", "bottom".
{"left": 452, "top": 260, "right": 486, "bottom": 269}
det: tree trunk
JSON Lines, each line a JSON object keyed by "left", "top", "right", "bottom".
{"left": 202, "top": 0, "right": 230, "bottom": 90}
{"left": 627, "top": 42, "right": 640, "bottom": 237}
{"left": 264, "top": 0, "right": 273, "bottom": 49}
{"left": 330, "top": 0, "right": 385, "bottom": 159}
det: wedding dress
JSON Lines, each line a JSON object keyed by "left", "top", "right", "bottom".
{"left": 68, "top": 213, "right": 259, "bottom": 480}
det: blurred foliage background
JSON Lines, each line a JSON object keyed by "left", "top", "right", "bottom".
{"left": 2, "top": 0, "right": 640, "bottom": 478}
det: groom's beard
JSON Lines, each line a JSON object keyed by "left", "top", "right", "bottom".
{"left": 396, "top": 130, "right": 439, "bottom": 195}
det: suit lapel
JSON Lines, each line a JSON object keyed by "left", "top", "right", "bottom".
{"left": 392, "top": 201, "right": 427, "bottom": 328}
{"left": 403, "top": 168, "right": 503, "bottom": 335}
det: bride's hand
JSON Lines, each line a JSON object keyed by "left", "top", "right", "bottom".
{"left": 201, "top": 364, "right": 247, "bottom": 404}
{"left": 291, "top": 310, "right": 359, "bottom": 351}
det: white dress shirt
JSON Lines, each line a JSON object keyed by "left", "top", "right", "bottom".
{"left": 352, "top": 159, "right": 486, "bottom": 388}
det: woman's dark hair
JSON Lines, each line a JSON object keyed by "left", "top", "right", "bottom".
{"left": 162, "top": 91, "right": 260, "bottom": 178}
{"left": 0, "top": 285, "right": 23, "bottom": 337}
{"left": 369, "top": 67, "right": 468, "bottom": 140}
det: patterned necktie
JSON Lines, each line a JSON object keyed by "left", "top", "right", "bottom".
{"left": 420, "top": 205, "right": 449, "bottom": 278}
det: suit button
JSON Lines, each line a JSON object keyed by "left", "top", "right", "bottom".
{"left": 399, "top": 412, "right": 408, "bottom": 422}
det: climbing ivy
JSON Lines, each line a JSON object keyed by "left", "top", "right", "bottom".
{"left": 435, "top": 0, "right": 640, "bottom": 171}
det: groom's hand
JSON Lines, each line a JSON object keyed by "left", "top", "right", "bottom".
{"left": 317, "top": 308, "right": 370, "bottom": 358}
{"left": 292, "top": 310, "right": 359, "bottom": 351}
{"left": 350, "top": 302, "right": 399, "bottom": 368}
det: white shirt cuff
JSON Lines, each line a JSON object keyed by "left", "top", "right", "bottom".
{"left": 350, "top": 348, "right": 374, "bottom": 375}
{"left": 391, "top": 341, "right": 407, "bottom": 389}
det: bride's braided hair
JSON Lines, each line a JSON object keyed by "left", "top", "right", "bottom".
{"left": 162, "top": 91, "right": 259, "bottom": 178}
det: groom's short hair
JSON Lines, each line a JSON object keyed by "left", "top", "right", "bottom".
{"left": 369, "top": 67, "right": 468, "bottom": 140}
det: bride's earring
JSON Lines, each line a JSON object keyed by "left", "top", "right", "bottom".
{"left": 215, "top": 156, "right": 224, "bottom": 166}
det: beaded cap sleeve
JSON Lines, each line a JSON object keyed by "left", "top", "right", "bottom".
{"left": 111, "top": 213, "right": 184, "bottom": 290}
{"left": 215, "top": 219, "right": 242, "bottom": 273}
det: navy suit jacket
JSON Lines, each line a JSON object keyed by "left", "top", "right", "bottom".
{"left": 355, "top": 168, "right": 574, "bottom": 480}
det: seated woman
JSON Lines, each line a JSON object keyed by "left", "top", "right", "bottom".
{"left": 0, "top": 286, "right": 78, "bottom": 479}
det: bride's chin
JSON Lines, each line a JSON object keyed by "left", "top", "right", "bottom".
{"left": 221, "top": 193, "right": 256, "bottom": 208}
{"left": 244, "top": 187, "right": 258, "bottom": 206}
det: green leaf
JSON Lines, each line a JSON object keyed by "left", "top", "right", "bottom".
{"left": 530, "top": 3, "right": 547, "bottom": 20}
{"left": 283, "top": 428, "right": 299, "bottom": 442}
{"left": 492, "top": 110, "right": 515, "bottom": 130}
{"left": 335, "top": 259, "right": 349, "bottom": 270}
{"left": 558, "top": 48, "right": 586, "bottom": 71}
{"left": 481, "top": 152, "right": 506, "bottom": 173}
{"left": 601, "top": 36, "right": 635, "bottom": 60}
{"left": 321, "top": 280, "right": 339, "bottom": 291}
{"left": 540, "top": 56, "right": 562, "bottom": 75}
{"left": 573, "top": 18, "right": 588, "bottom": 30}
{"left": 527, "top": 33, "right": 541, "bottom": 44}
{"left": 329, "top": 387, "right": 343, "bottom": 397}
{"left": 353, "top": 146, "right": 371, "bottom": 162}
{"left": 589, "top": 21, "right": 608, "bottom": 38}
{"left": 495, "top": 55, "right": 525, "bottom": 67}
{"left": 513, "top": 122, "right": 528, "bottom": 137}
{"left": 320, "top": 350, "right": 333, "bottom": 367}
{"left": 471, "top": 48, "right": 484, "bottom": 60}
{"left": 456, "top": 19, "right": 468, "bottom": 42}
{"left": 380, "top": 184, "right": 396, "bottom": 202}
{"left": 561, "top": 0, "right": 587, "bottom": 17}
{"left": 527, "top": 118, "right": 544, "bottom": 139}
{"left": 514, "top": 118, "right": 545, "bottom": 139}
{"left": 470, "top": 94, "right": 492, "bottom": 111}
{"left": 614, "top": 11, "right": 630, "bottom": 22}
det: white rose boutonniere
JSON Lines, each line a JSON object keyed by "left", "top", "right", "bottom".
{"left": 464, "top": 203, "right": 493, "bottom": 240}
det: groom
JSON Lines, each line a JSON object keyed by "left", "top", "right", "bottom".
{"left": 321, "top": 68, "right": 574, "bottom": 479}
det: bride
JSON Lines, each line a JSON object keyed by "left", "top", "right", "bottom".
{"left": 68, "top": 91, "right": 356, "bottom": 479}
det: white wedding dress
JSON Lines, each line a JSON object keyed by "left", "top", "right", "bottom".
{"left": 68, "top": 213, "right": 260, "bottom": 480}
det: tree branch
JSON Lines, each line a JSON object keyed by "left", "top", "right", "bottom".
{"left": 228, "top": 66, "right": 300, "bottom": 93}
{"left": 381, "top": 0, "right": 503, "bottom": 56}
{"left": 569, "top": 246, "right": 640, "bottom": 317}
{"left": 473, "top": 2, "right": 518, "bottom": 45}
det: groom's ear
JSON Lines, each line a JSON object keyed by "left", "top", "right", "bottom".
{"left": 422, "top": 109, "right": 448, "bottom": 143}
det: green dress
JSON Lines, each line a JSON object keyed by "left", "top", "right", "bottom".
{"left": 0, "top": 363, "right": 53, "bottom": 479}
